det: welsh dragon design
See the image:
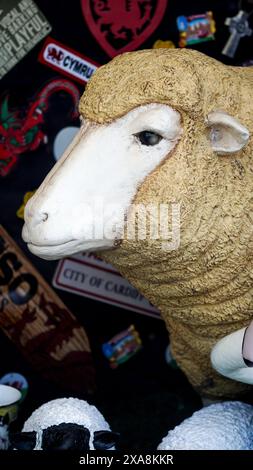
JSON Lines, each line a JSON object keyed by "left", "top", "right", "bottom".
{"left": 93, "top": 0, "right": 153, "bottom": 40}
{"left": 82, "top": 0, "right": 167, "bottom": 57}
{"left": 0, "top": 79, "right": 80, "bottom": 177}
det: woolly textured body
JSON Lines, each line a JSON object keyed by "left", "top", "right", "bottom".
{"left": 80, "top": 49, "right": 253, "bottom": 397}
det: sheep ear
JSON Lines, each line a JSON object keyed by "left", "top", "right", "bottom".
{"left": 9, "top": 431, "right": 36, "bottom": 450}
{"left": 206, "top": 111, "right": 249, "bottom": 154}
{"left": 93, "top": 430, "right": 120, "bottom": 450}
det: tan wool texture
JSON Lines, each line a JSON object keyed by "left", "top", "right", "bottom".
{"left": 79, "top": 49, "right": 253, "bottom": 398}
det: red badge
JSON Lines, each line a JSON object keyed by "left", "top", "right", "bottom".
{"left": 81, "top": 0, "right": 168, "bottom": 57}
{"left": 38, "top": 37, "right": 99, "bottom": 85}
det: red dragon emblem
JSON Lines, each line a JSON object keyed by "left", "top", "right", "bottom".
{"left": 0, "top": 79, "right": 80, "bottom": 177}
{"left": 47, "top": 47, "right": 64, "bottom": 64}
{"left": 81, "top": 0, "right": 168, "bottom": 57}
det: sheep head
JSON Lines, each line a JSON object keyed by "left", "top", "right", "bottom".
{"left": 22, "top": 49, "right": 252, "bottom": 287}
{"left": 10, "top": 398, "right": 118, "bottom": 450}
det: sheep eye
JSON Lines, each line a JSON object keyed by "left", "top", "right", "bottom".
{"left": 135, "top": 131, "right": 162, "bottom": 146}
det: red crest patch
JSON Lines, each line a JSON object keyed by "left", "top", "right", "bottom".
{"left": 81, "top": 0, "right": 168, "bottom": 57}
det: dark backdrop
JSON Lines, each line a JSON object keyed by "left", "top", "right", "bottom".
{"left": 0, "top": 0, "right": 252, "bottom": 450}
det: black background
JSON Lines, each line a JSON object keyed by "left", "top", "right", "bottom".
{"left": 1, "top": 0, "right": 253, "bottom": 450}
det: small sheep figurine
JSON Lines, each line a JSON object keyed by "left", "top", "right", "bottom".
{"left": 158, "top": 401, "right": 253, "bottom": 450}
{"left": 23, "top": 48, "right": 253, "bottom": 399}
{"left": 10, "top": 398, "right": 118, "bottom": 450}
{"left": 9, "top": 398, "right": 253, "bottom": 450}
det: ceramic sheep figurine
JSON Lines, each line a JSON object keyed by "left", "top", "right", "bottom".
{"left": 10, "top": 398, "right": 118, "bottom": 450}
{"left": 10, "top": 398, "right": 253, "bottom": 451}
{"left": 22, "top": 48, "right": 253, "bottom": 399}
{"left": 158, "top": 401, "right": 253, "bottom": 450}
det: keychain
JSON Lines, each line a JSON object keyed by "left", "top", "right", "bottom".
{"left": 222, "top": 0, "right": 253, "bottom": 58}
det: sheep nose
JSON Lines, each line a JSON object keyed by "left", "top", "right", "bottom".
{"left": 22, "top": 209, "right": 49, "bottom": 243}
{"left": 38, "top": 212, "right": 49, "bottom": 223}
{"left": 31, "top": 211, "right": 49, "bottom": 227}
{"left": 42, "top": 212, "right": 49, "bottom": 222}
{"left": 25, "top": 204, "right": 49, "bottom": 227}
{"left": 24, "top": 197, "right": 50, "bottom": 226}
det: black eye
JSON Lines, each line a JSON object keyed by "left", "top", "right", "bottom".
{"left": 135, "top": 131, "right": 162, "bottom": 146}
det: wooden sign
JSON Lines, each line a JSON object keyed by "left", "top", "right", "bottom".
{"left": 0, "top": 225, "right": 95, "bottom": 394}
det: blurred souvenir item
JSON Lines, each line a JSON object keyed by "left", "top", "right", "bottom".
{"left": 164, "top": 345, "right": 178, "bottom": 369}
{"left": 0, "top": 0, "right": 51, "bottom": 80}
{"left": 102, "top": 325, "right": 142, "bottom": 369}
{"left": 39, "top": 37, "right": 98, "bottom": 85}
{"left": 17, "top": 191, "right": 36, "bottom": 219}
{"left": 177, "top": 11, "right": 215, "bottom": 48}
{"left": 158, "top": 402, "right": 253, "bottom": 450}
{"left": 0, "top": 372, "right": 28, "bottom": 402}
{"left": 0, "top": 414, "right": 9, "bottom": 450}
{"left": 10, "top": 398, "right": 118, "bottom": 450}
{"left": 153, "top": 39, "right": 175, "bottom": 49}
{"left": 81, "top": 0, "right": 168, "bottom": 57}
{"left": 0, "top": 79, "right": 79, "bottom": 177}
{"left": 0, "top": 384, "right": 21, "bottom": 450}
{"left": 222, "top": 8, "right": 253, "bottom": 58}
{"left": 240, "top": 58, "right": 253, "bottom": 65}
{"left": 0, "top": 225, "right": 95, "bottom": 394}
{"left": 53, "top": 126, "right": 80, "bottom": 161}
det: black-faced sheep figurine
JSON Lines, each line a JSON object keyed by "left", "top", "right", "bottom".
{"left": 9, "top": 398, "right": 253, "bottom": 451}
{"left": 10, "top": 398, "right": 118, "bottom": 450}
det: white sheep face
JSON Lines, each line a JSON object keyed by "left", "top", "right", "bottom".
{"left": 22, "top": 101, "right": 249, "bottom": 261}
{"left": 22, "top": 104, "right": 182, "bottom": 260}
